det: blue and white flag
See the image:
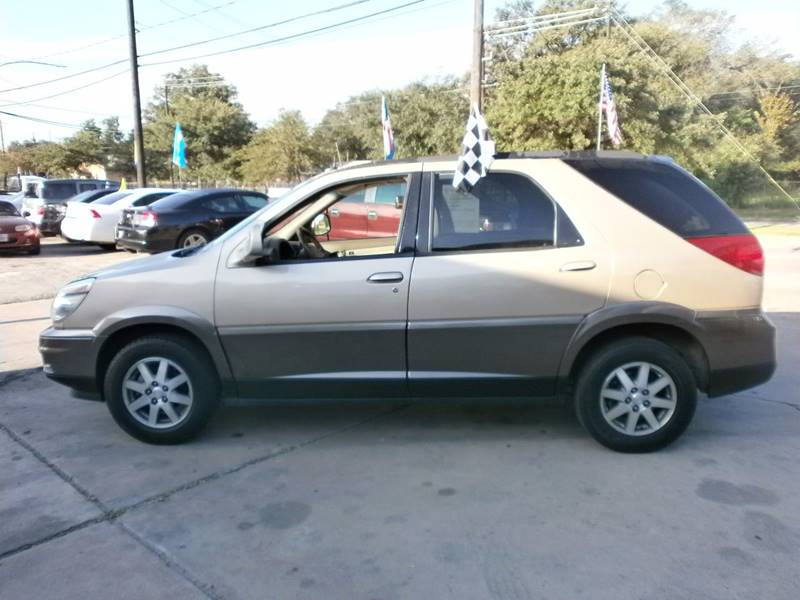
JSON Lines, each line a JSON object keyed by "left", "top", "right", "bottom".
{"left": 172, "top": 122, "right": 187, "bottom": 169}
{"left": 381, "top": 96, "right": 395, "bottom": 160}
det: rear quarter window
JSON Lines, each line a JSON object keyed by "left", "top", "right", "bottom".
{"left": 566, "top": 159, "right": 747, "bottom": 237}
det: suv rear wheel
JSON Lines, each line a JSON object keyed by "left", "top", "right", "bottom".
{"left": 104, "top": 335, "right": 220, "bottom": 444}
{"left": 574, "top": 337, "right": 697, "bottom": 453}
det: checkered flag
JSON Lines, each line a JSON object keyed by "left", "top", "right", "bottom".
{"left": 453, "top": 103, "right": 496, "bottom": 192}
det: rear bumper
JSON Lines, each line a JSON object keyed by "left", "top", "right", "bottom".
{"left": 698, "top": 310, "right": 776, "bottom": 397}
{"left": 40, "top": 327, "right": 100, "bottom": 394}
{"left": 115, "top": 226, "right": 175, "bottom": 253}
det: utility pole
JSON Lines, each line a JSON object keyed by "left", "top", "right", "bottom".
{"left": 126, "top": 0, "right": 146, "bottom": 187}
{"left": 470, "top": 0, "right": 484, "bottom": 111}
{"left": 165, "top": 85, "right": 175, "bottom": 187}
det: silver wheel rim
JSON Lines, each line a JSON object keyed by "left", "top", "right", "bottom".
{"left": 122, "top": 356, "right": 194, "bottom": 429}
{"left": 182, "top": 233, "right": 207, "bottom": 248}
{"left": 599, "top": 361, "right": 677, "bottom": 437}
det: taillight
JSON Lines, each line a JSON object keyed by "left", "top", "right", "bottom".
{"left": 133, "top": 210, "right": 157, "bottom": 228}
{"left": 89, "top": 209, "right": 102, "bottom": 219}
{"left": 686, "top": 234, "right": 764, "bottom": 276}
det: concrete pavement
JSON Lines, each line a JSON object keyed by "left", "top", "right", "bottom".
{"left": 0, "top": 234, "right": 798, "bottom": 599}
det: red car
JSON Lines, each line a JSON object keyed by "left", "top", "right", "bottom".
{"left": 0, "top": 200, "right": 40, "bottom": 255}
{"left": 321, "top": 181, "right": 405, "bottom": 241}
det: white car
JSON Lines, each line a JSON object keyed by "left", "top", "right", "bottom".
{"left": 60, "top": 188, "right": 177, "bottom": 249}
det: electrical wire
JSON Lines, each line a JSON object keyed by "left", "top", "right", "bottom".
{"left": 0, "top": 68, "right": 129, "bottom": 108}
{"left": 0, "top": 109, "right": 84, "bottom": 129}
{"left": 139, "top": 0, "right": 432, "bottom": 67}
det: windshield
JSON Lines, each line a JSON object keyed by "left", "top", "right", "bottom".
{"left": 93, "top": 191, "right": 132, "bottom": 205}
{"left": 0, "top": 201, "right": 19, "bottom": 216}
{"left": 42, "top": 181, "right": 78, "bottom": 200}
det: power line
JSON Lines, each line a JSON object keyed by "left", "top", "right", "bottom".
{"left": 0, "top": 58, "right": 128, "bottom": 93}
{"left": 140, "top": 0, "right": 378, "bottom": 58}
{"left": 0, "top": 68, "right": 129, "bottom": 108}
{"left": 17, "top": 0, "right": 247, "bottom": 62}
{"left": 0, "top": 0, "right": 381, "bottom": 94}
{"left": 0, "top": 109, "right": 83, "bottom": 129}
{"left": 139, "top": 0, "right": 432, "bottom": 67}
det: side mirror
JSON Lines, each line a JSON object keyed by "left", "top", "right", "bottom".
{"left": 394, "top": 195, "right": 404, "bottom": 210}
{"left": 311, "top": 213, "right": 331, "bottom": 237}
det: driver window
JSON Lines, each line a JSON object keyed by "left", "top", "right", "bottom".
{"left": 269, "top": 176, "right": 410, "bottom": 261}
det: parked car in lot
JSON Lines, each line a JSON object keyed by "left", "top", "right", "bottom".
{"left": 61, "top": 188, "right": 177, "bottom": 250}
{"left": 40, "top": 151, "right": 776, "bottom": 451}
{"left": 0, "top": 200, "right": 40, "bottom": 255}
{"left": 115, "top": 188, "right": 268, "bottom": 252}
{"left": 21, "top": 178, "right": 118, "bottom": 235}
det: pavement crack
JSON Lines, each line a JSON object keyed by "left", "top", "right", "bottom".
{"left": 731, "top": 391, "right": 800, "bottom": 413}
{"left": 0, "top": 421, "right": 216, "bottom": 599}
{"left": 121, "top": 402, "right": 412, "bottom": 513}
{"left": 0, "top": 402, "right": 411, "bottom": 591}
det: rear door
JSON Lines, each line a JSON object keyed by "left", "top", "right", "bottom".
{"left": 406, "top": 161, "right": 612, "bottom": 396}
{"left": 200, "top": 193, "right": 246, "bottom": 237}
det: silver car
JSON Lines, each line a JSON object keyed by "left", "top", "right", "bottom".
{"left": 40, "top": 152, "right": 776, "bottom": 451}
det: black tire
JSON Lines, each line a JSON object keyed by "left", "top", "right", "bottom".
{"left": 176, "top": 229, "right": 209, "bottom": 249}
{"left": 104, "top": 335, "right": 220, "bottom": 444}
{"left": 97, "top": 243, "right": 117, "bottom": 251}
{"left": 27, "top": 245, "right": 41, "bottom": 255}
{"left": 574, "top": 337, "right": 697, "bottom": 453}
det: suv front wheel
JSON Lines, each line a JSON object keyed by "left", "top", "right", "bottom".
{"left": 104, "top": 335, "right": 220, "bottom": 444}
{"left": 574, "top": 337, "right": 697, "bottom": 453}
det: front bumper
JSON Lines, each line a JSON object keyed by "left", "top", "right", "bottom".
{"left": 40, "top": 327, "right": 100, "bottom": 395}
{"left": 698, "top": 310, "right": 776, "bottom": 397}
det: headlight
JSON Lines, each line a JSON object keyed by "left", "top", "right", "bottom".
{"left": 15, "top": 224, "right": 32, "bottom": 232}
{"left": 51, "top": 278, "right": 95, "bottom": 323}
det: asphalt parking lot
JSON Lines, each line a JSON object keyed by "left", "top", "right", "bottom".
{"left": 1, "top": 234, "right": 799, "bottom": 599}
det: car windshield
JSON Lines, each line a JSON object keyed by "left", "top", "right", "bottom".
{"left": 93, "top": 191, "right": 132, "bottom": 205}
{"left": 42, "top": 182, "right": 78, "bottom": 200}
{"left": 0, "top": 201, "right": 19, "bottom": 216}
{"left": 70, "top": 189, "right": 110, "bottom": 203}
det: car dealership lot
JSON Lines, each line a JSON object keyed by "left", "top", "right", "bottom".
{"left": 1, "top": 234, "right": 799, "bottom": 599}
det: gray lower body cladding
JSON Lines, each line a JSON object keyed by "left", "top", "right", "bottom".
{"left": 40, "top": 309, "right": 775, "bottom": 402}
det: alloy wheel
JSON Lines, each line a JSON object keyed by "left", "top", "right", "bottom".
{"left": 182, "top": 233, "right": 207, "bottom": 248}
{"left": 122, "top": 356, "right": 194, "bottom": 429}
{"left": 598, "top": 361, "right": 677, "bottom": 436}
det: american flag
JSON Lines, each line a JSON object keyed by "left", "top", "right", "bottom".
{"left": 601, "top": 68, "right": 623, "bottom": 147}
{"left": 381, "top": 95, "right": 395, "bottom": 160}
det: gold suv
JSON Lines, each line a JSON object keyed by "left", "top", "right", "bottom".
{"left": 40, "top": 151, "right": 776, "bottom": 451}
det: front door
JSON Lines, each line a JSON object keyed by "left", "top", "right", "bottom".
{"left": 407, "top": 168, "right": 611, "bottom": 396}
{"left": 214, "top": 172, "right": 421, "bottom": 399}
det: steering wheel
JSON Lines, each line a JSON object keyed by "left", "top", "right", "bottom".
{"left": 296, "top": 225, "right": 329, "bottom": 258}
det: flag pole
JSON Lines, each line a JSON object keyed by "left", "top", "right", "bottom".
{"left": 596, "top": 63, "right": 605, "bottom": 151}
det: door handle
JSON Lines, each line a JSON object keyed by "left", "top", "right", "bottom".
{"left": 560, "top": 260, "right": 596, "bottom": 272}
{"left": 367, "top": 210, "right": 378, "bottom": 220}
{"left": 367, "top": 272, "right": 404, "bottom": 283}
{"left": 330, "top": 208, "right": 340, "bottom": 217}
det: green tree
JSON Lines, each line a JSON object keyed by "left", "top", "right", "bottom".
{"left": 239, "top": 110, "right": 316, "bottom": 185}
{"left": 143, "top": 64, "right": 255, "bottom": 181}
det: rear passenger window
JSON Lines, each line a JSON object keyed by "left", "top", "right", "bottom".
{"left": 431, "top": 173, "right": 556, "bottom": 251}
{"left": 240, "top": 194, "right": 267, "bottom": 210}
{"left": 202, "top": 195, "right": 240, "bottom": 213}
{"left": 566, "top": 159, "right": 748, "bottom": 237}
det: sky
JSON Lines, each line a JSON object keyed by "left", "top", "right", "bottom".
{"left": 0, "top": 0, "right": 798, "bottom": 145}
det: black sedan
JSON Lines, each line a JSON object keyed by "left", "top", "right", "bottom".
{"left": 115, "top": 188, "right": 268, "bottom": 253}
